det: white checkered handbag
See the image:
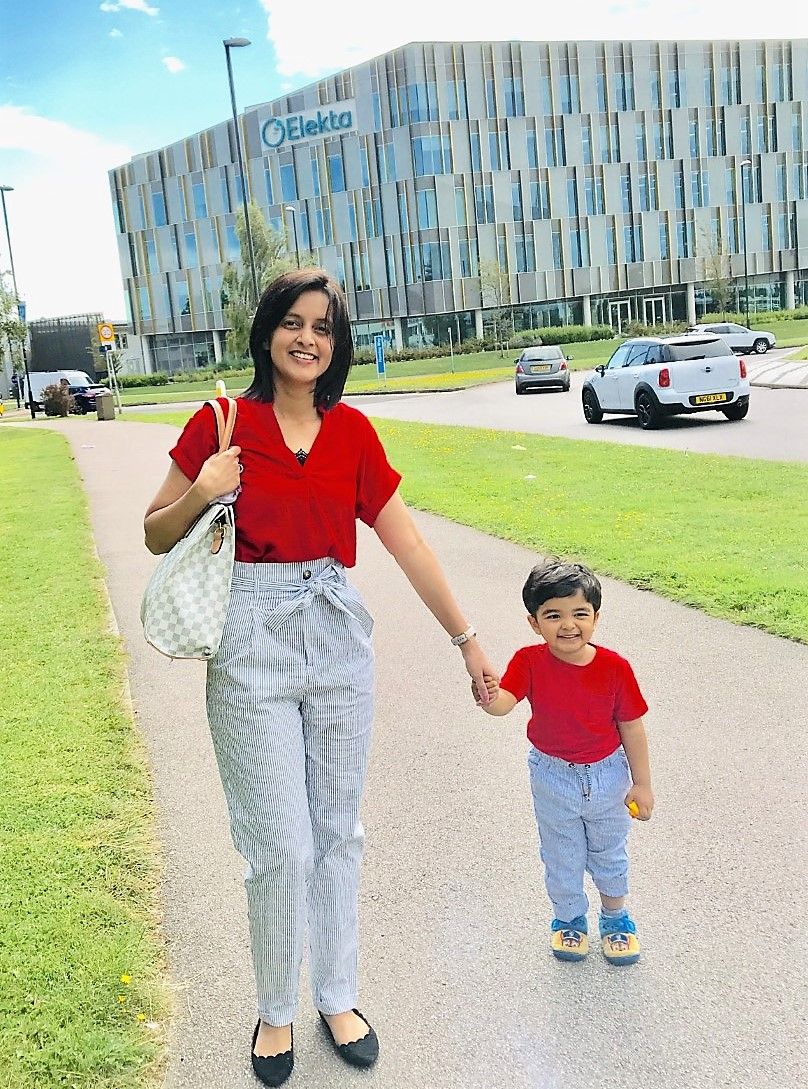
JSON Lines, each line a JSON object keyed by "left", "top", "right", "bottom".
{"left": 140, "top": 398, "right": 238, "bottom": 660}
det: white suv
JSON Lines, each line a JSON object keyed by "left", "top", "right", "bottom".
{"left": 689, "top": 322, "right": 775, "bottom": 354}
{"left": 582, "top": 335, "right": 751, "bottom": 429}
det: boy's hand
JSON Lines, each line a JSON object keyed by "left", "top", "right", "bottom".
{"left": 471, "top": 673, "right": 499, "bottom": 706}
{"left": 625, "top": 784, "right": 654, "bottom": 821}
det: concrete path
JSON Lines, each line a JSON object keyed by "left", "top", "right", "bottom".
{"left": 747, "top": 351, "right": 808, "bottom": 388}
{"left": 33, "top": 418, "right": 808, "bottom": 1088}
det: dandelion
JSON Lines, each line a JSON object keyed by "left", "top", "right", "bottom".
{"left": 137, "top": 1013, "right": 146, "bottom": 1022}
{"left": 117, "top": 994, "right": 127, "bottom": 1004}
{"left": 120, "top": 974, "right": 132, "bottom": 985}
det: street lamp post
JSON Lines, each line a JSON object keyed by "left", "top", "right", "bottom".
{"left": 223, "top": 38, "right": 260, "bottom": 309}
{"left": 739, "top": 158, "right": 752, "bottom": 330}
{"left": 284, "top": 206, "right": 300, "bottom": 268}
{"left": 0, "top": 184, "right": 36, "bottom": 419}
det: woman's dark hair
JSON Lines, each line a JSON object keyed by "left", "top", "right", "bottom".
{"left": 244, "top": 268, "right": 354, "bottom": 409}
{"left": 522, "top": 558, "right": 602, "bottom": 616}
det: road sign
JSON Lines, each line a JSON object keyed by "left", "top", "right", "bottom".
{"left": 97, "top": 321, "right": 115, "bottom": 345}
{"left": 374, "top": 335, "right": 386, "bottom": 377}
{"left": 17, "top": 301, "right": 26, "bottom": 322}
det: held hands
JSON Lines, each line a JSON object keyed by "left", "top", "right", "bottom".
{"left": 459, "top": 639, "right": 499, "bottom": 707}
{"left": 195, "top": 446, "right": 242, "bottom": 503}
{"left": 625, "top": 784, "right": 654, "bottom": 821}
{"left": 471, "top": 674, "right": 499, "bottom": 706}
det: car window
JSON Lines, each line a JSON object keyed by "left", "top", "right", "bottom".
{"left": 665, "top": 338, "right": 730, "bottom": 361}
{"left": 522, "top": 347, "right": 563, "bottom": 361}
{"left": 644, "top": 345, "right": 665, "bottom": 365}
{"left": 607, "top": 344, "right": 631, "bottom": 369}
{"left": 625, "top": 344, "right": 650, "bottom": 366}
{"left": 728, "top": 324, "right": 747, "bottom": 333}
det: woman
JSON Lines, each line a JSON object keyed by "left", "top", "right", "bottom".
{"left": 144, "top": 269, "right": 495, "bottom": 1087}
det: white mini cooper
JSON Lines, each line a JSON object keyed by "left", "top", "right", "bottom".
{"left": 581, "top": 335, "right": 751, "bottom": 430}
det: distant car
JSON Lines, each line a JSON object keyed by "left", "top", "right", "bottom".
{"left": 688, "top": 322, "right": 775, "bottom": 354}
{"left": 514, "top": 346, "right": 571, "bottom": 394}
{"left": 69, "top": 382, "right": 108, "bottom": 414}
{"left": 581, "top": 334, "right": 750, "bottom": 429}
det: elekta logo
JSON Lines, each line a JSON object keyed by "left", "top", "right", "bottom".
{"left": 262, "top": 105, "right": 355, "bottom": 149}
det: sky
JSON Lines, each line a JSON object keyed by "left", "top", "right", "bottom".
{"left": 0, "top": 1, "right": 796, "bottom": 320}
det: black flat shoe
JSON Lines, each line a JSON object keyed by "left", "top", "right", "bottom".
{"left": 319, "top": 1008, "right": 379, "bottom": 1068}
{"left": 251, "top": 1020, "right": 294, "bottom": 1087}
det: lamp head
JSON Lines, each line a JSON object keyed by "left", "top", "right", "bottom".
{"left": 223, "top": 37, "right": 251, "bottom": 48}
{"left": 0, "top": 185, "right": 14, "bottom": 193}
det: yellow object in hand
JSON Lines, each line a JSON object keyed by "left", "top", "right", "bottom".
{"left": 626, "top": 800, "right": 640, "bottom": 819}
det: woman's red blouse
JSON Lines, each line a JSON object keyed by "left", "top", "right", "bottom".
{"left": 170, "top": 398, "right": 401, "bottom": 566}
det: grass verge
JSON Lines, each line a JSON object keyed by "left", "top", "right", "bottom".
{"left": 0, "top": 428, "right": 167, "bottom": 1089}
{"left": 132, "top": 413, "right": 808, "bottom": 642}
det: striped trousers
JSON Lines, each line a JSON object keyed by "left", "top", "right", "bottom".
{"left": 206, "top": 558, "right": 374, "bottom": 1025}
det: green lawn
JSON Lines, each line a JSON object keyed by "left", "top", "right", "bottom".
{"left": 0, "top": 429, "right": 167, "bottom": 1089}
{"left": 134, "top": 413, "right": 808, "bottom": 642}
{"left": 119, "top": 341, "right": 614, "bottom": 405}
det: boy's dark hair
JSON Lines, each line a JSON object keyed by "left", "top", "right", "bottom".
{"left": 522, "top": 558, "right": 602, "bottom": 615}
{"left": 244, "top": 267, "right": 353, "bottom": 410}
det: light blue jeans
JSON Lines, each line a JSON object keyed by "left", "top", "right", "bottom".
{"left": 528, "top": 745, "right": 632, "bottom": 923}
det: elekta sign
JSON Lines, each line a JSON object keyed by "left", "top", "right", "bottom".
{"left": 261, "top": 100, "right": 357, "bottom": 149}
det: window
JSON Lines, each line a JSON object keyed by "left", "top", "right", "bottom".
{"left": 741, "top": 113, "right": 752, "bottom": 156}
{"left": 608, "top": 344, "right": 632, "bottom": 369}
{"left": 658, "top": 214, "right": 670, "bottom": 259}
{"left": 385, "top": 237, "right": 398, "bottom": 286}
{"left": 455, "top": 185, "right": 467, "bottom": 225}
{"left": 447, "top": 79, "right": 468, "bottom": 120}
{"left": 689, "top": 115, "right": 700, "bottom": 157}
{"left": 328, "top": 152, "right": 345, "bottom": 193}
{"left": 488, "top": 127, "right": 510, "bottom": 171}
{"left": 585, "top": 174, "right": 605, "bottom": 215}
{"left": 761, "top": 209, "right": 772, "bottom": 250}
{"left": 596, "top": 59, "right": 607, "bottom": 111}
{"left": 416, "top": 187, "right": 438, "bottom": 230}
{"left": 527, "top": 129, "right": 538, "bottom": 169}
{"left": 504, "top": 76, "right": 525, "bottom": 117}
{"left": 412, "top": 135, "right": 452, "bottom": 177}
{"left": 458, "top": 235, "right": 479, "bottom": 277}
{"left": 512, "top": 181, "right": 524, "bottom": 222}
{"left": 192, "top": 180, "right": 207, "bottom": 218}
{"left": 402, "top": 82, "right": 438, "bottom": 123}
{"left": 567, "top": 175, "right": 579, "bottom": 217}
{"left": 569, "top": 226, "right": 589, "bottom": 268}
{"left": 475, "top": 183, "right": 495, "bottom": 224}
{"left": 599, "top": 118, "right": 620, "bottom": 163}
{"left": 668, "top": 62, "right": 683, "bottom": 108}
{"left": 346, "top": 205, "right": 357, "bottom": 242}
{"left": 265, "top": 166, "right": 275, "bottom": 204}
{"left": 635, "top": 121, "right": 648, "bottom": 162}
{"left": 651, "top": 67, "right": 662, "bottom": 108}
{"left": 623, "top": 222, "right": 643, "bottom": 262}
{"left": 515, "top": 230, "right": 536, "bottom": 272}
{"left": 793, "top": 106, "right": 803, "bottom": 152}
{"left": 139, "top": 284, "right": 151, "bottom": 321}
{"left": 620, "top": 169, "right": 632, "bottom": 213}
{"left": 674, "top": 164, "right": 686, "bottom": 210}
{"left": 605, "top": 220, "right": 617, "bottom": 265}
{"left": 377, "top": 141, "right": 397, "bottom": 183}
{"left": 151, "top": 190, "right": 167, "bottom": 227}
{"left": 551, "top": 223, "right": 563, "bottom": 269}
{"left": 530, "top": 178, "right": 551, "bottom": 219}
{"left": 470, "top": 131, "right": 482, "bottom": 171}
{"left": 184, "top": 227, "right": 197, "bottom": 267}
{"left": 545, "top": 119, "right": 565, "bottom": 167}
{"left": 398, "top": 191, "right": 409, "bottom": 233}
{"left": 280, "top": 164, "right": 297, "bottom": 202}
{"left": 560, "top": 72, "right": 580, "bottom": 114}
{"left": 691, "top": 170, "right": 709, "bottom": 207}
{"left": 581, "top": 118, "right": 593, "bottom": 165}
{"left": 776, "top": 160, "right": 787, "bottom": 201}
{"left": 314, "top": 206, "right": 332, "bottom": 246}
{"left": 485, "top": 77, "right": 497, "bottom": 118}
{"left": 371, "top": 92, "right": 382, "bottom": 131}
{"left": 540, "top": 60, "right": 553, "bottom": 114}
{"left": 221, "top": 173, "right": 232, "bottom": 214}
{"left": 360, "top": 146, "right": 370, "bottom": 188}
{"left": 145, "top": 237, "right": 158, "bottom": 274}
{"left": 638, "top": 171, "right": 657, "bottom": 211}
{"left": 225, "top": 223, "right": 239, "bottom": 261}
{"left": 675, "top": 213, "right": 692, "bottom": 258}
{"left": 175, "top": 281, "right": 190, "bottom": 318}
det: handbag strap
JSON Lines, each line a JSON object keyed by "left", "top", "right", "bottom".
{"left": 206, "top": 397, "right": 238, "bottom": 453}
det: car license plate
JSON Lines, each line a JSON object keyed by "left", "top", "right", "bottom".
{"left": 692, "top": 392, "right": 731, "bottom": 405}
{"left": 530, "top": 364, "right": 553, "bottom": 374}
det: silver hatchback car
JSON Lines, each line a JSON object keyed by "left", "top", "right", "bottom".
{"left": 514, "top": 346, "right": 571, "bottom": 394}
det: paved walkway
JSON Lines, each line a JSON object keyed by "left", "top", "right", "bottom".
{"left": 747, "top": 350, "right": 808, "bottom": 388}
{"left": 32, "top": 418, "right": 808, "bottom": 1088}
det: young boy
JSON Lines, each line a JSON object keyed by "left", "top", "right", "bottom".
{"left": 477, "top": 559, "right": 653, "bottom": 964}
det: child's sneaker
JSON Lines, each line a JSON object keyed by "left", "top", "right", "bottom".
{"left": 598, "top": 912, "right": 640, "bottom": 965}
{"left": 550, "top": 915, "right": 588, "bottom": 961}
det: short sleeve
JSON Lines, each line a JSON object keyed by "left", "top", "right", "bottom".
{"left": 614, "top": 659, "right": 649, "bottom": 723}
{"left": 169, "top": 402, "right": 220, "bottom": 482}
{"left": 355, "top": 417, "right": 402, "bottom": 526}
{"left": 500, "top": 647, "right": 532, "bottom": 704}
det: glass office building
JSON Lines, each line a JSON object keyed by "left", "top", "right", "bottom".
{"left": 109, "top": 39, "right": 808, "bottom": 371}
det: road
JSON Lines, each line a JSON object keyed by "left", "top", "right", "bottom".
{"left": 39, "top": 414, "right": 807, "bottom": 1089}
{"left": 347, "top": 364, "right": 808, "bottom": 463}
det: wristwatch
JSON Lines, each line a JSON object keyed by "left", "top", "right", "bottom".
{"left": 450, "top": 625, "right": 476, "bottom": 646}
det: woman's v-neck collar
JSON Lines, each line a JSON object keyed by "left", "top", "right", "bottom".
{"left": 268, "top": 401, "right": 326, "bottom": 471}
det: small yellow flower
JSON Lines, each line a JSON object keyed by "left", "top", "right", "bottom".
{"left": 137, "top": 1013, "right": 146, "bottom": 1022}
{"left": 120, "top": 974, "right": 132, "bottom": 985}
{"left": 117, "top": 994, "right": 127, "bottom": 1004}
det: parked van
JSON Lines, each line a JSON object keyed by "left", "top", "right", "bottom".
{"left": 25, "top": 370, "right": 105, "bottom": 413}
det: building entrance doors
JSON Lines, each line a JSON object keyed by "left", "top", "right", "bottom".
{"left": 609, "top": 300, "right": 631, "bottom": 332}
{"left": 644, "top": 296, "right": 666, "bottom": 325}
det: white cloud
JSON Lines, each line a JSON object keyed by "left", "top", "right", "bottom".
{"left": 259, "top": 0, "right": 793, "bottom": 79}
{"left": 99, "top": 0, "right": 159, "bottom": 16}
{"left": 109, "top": 28, "right": 124, "bottom": 38}
{"left": 162, "top": 56, "right": 186, "bottom": 74}
{"left": 0, "top": 106, "right": 131, "bottom": 319}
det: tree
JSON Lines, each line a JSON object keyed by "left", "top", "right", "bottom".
{"left": 0, "top": 272, "right": 26, "bottom": 377}
{"left": 479, "top": 258, "right": 512, "bottom": 355}
{"left": 698, "top": 229, "right": 733, "bottom": 319}
{"left": 221, "top": 202, "right": 308, "bottom": 359}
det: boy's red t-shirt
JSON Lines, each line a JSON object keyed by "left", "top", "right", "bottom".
{"left": 500, "top": 643, "right": 648, "bottom": 763}
{"left": 169, "top": 398, "right": 401, "bottom": 566}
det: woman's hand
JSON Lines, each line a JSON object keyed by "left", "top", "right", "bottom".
{"left": 460, "top": 640, "right": 499, "bottom": 706}
{"left": 194, "top": 446, "right": 242, "bottom": 503}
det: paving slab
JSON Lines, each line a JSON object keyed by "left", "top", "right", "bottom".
{"left": 28, "top": 417, "right": 808, "bottom": 1089}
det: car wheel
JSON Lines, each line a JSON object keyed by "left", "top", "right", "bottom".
{"left": 635, "top": 391, "right": 661, "bottom": 430}
{"left": 562, "top": 381, "right": 571, "bottom": 392}
{"left": 753, "top": 338, "right": 769, "bottom": 354}
{"left": 582, "top": 388, "right": 603, "bottom": 424}
{"left": 515, "top": 384, "right": 525, "bottom": 395}
{"left": 72, "top": 401, "right": 86, "bottom": 415}
{"left": 722, "top": 401, "right": 750, "bottom": 421}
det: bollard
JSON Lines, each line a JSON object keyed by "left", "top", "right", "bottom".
{"left": 96, "top": 390, "right": 115, "bottom": 420}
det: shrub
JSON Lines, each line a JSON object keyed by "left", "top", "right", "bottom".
{"left": 623, "top": 320, "right": 689, "bottom": 338}
{"left": 42, "top": 383, "right": 74, "bottom": 417}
